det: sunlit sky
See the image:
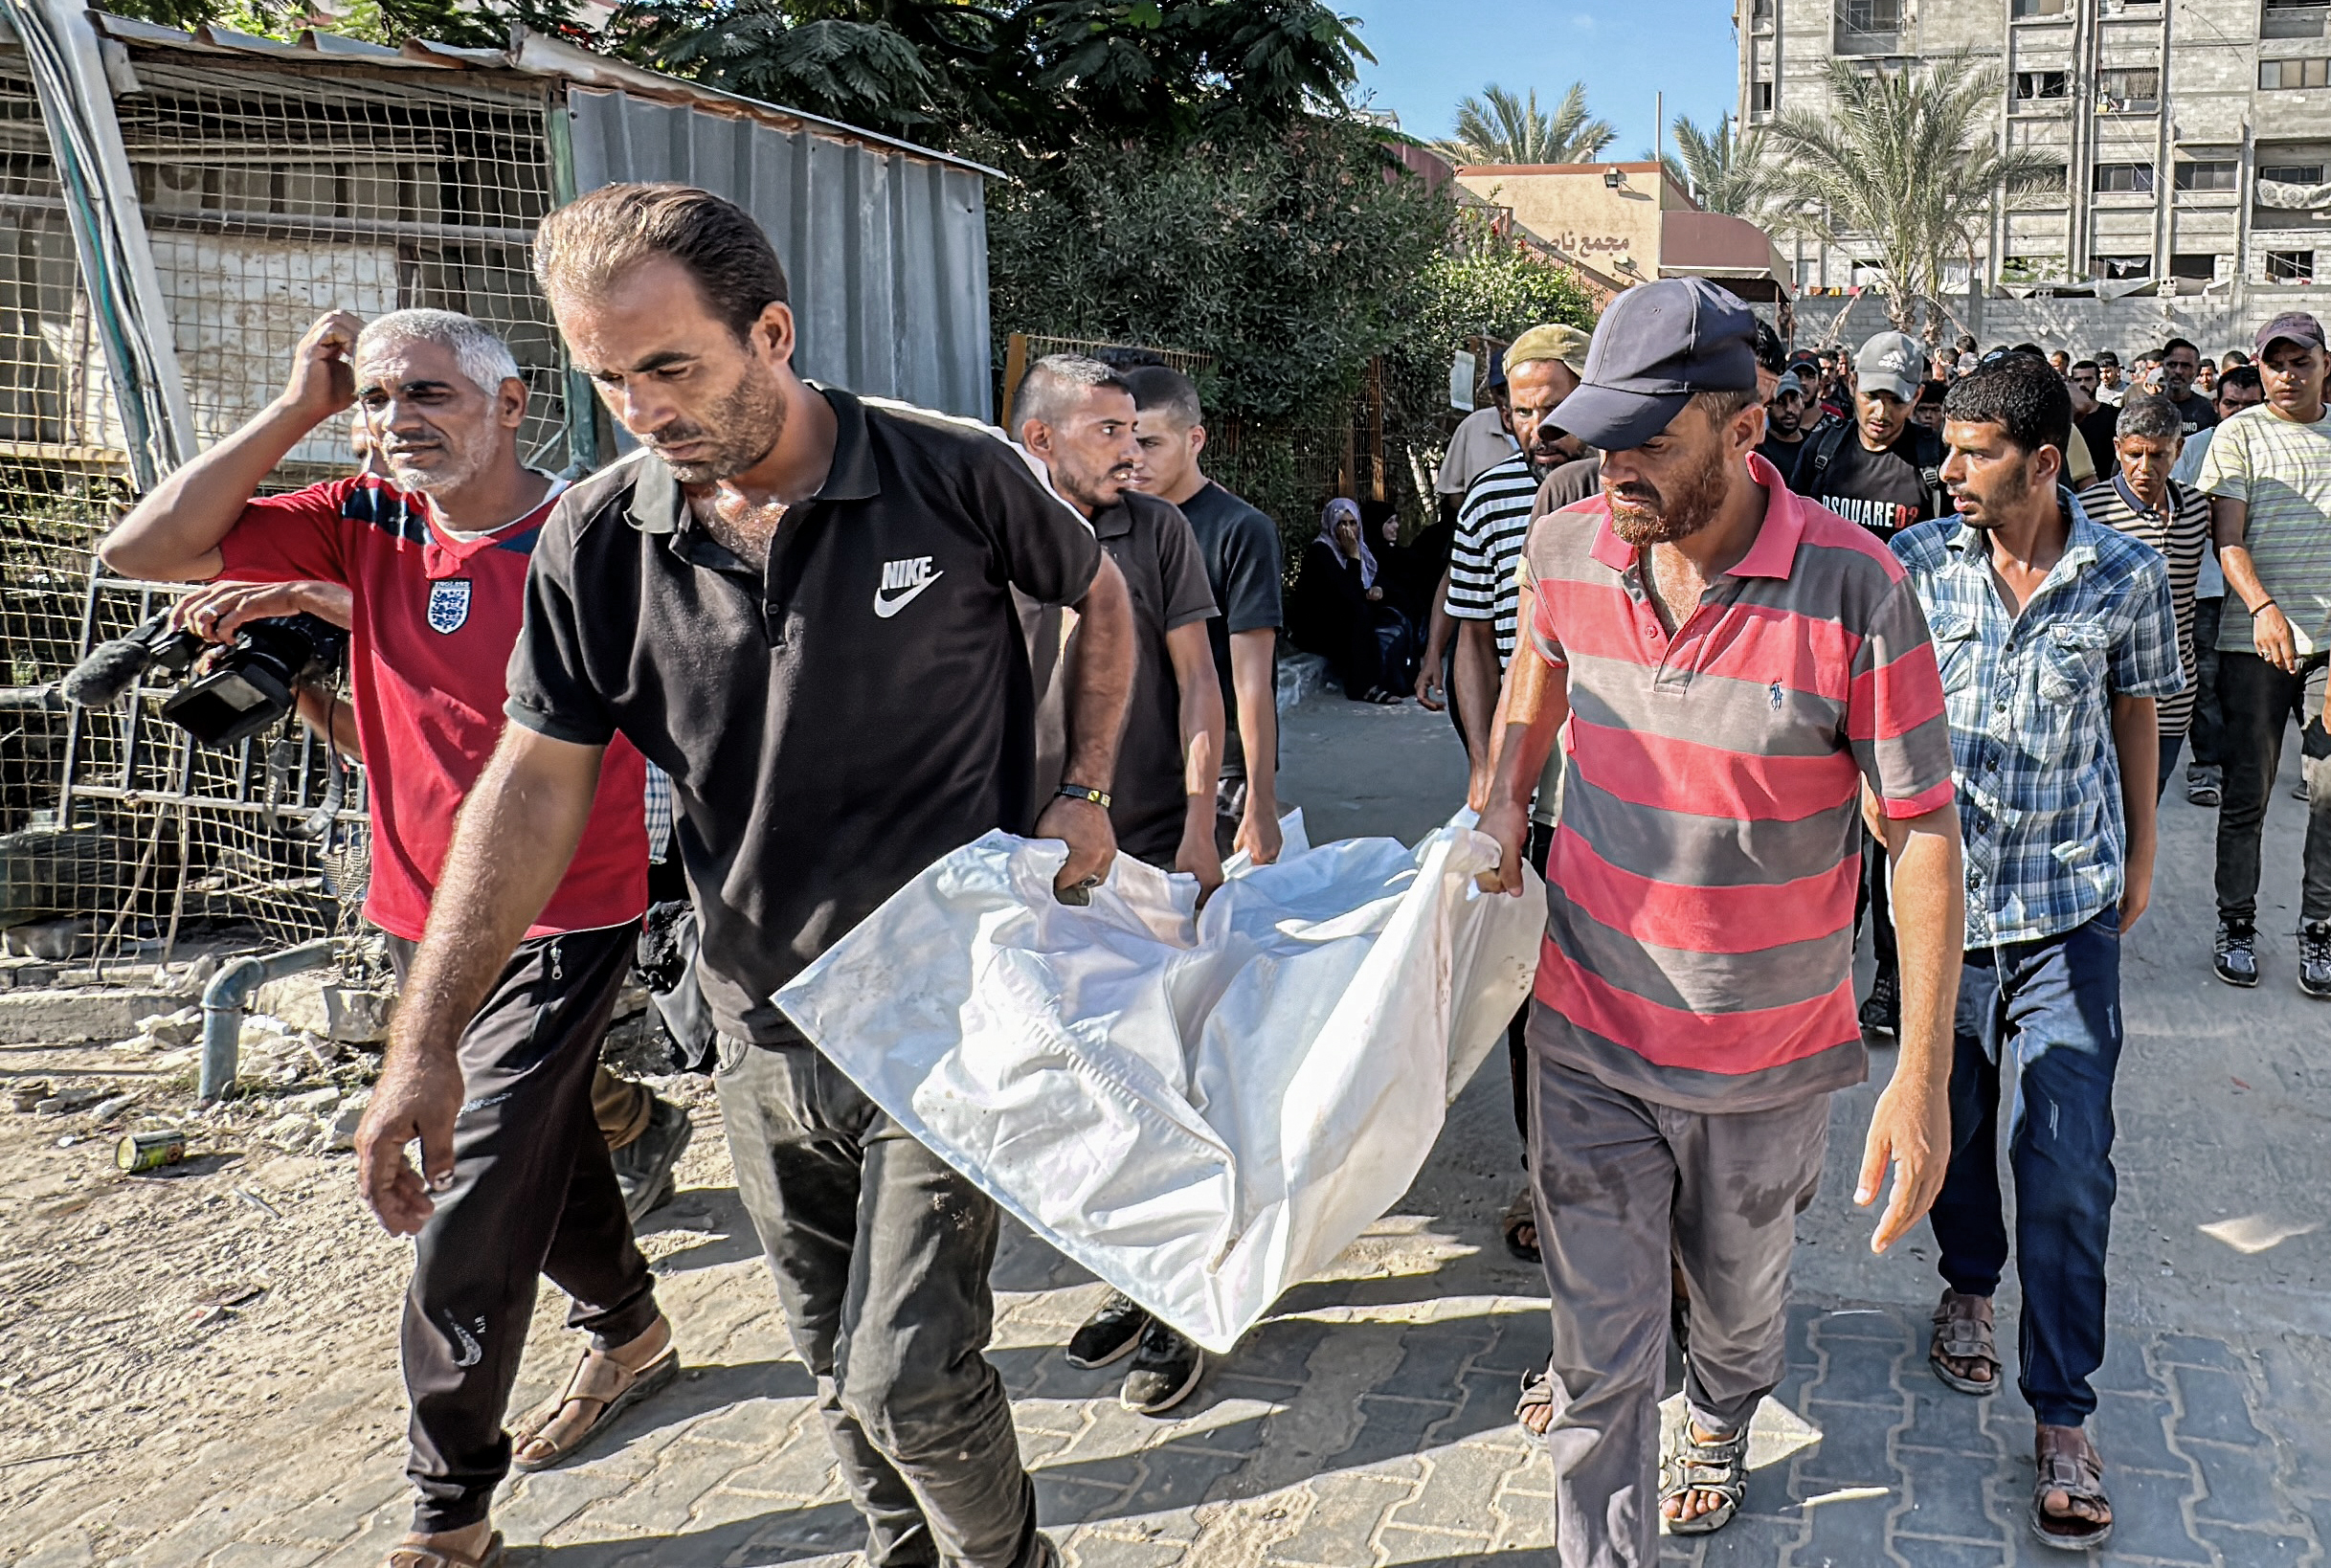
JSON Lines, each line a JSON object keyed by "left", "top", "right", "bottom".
{"left": 1340, "top": 0, "right": 1742, "bottom": 157}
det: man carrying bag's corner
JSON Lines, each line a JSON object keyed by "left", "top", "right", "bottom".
{"left": 1474, "top": 277, "right": 1965, "bottom": 1560}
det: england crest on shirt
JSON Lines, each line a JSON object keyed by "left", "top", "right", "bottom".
{"left": 426, "top": 578, "right": 471, "bottom": 635}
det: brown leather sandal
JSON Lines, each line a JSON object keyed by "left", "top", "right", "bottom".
{"left": 1929, "top": 1288, "right": 2001, "bottom": 1396}
{"left": 509, "top": 1340, "right": 680, "bottom": 1472}
{"left": 1515, "top": 1364, "right": 1554, "bottom": 1437}
{"left": 385, "top": 1532, "right": 504, "bottom": 1568}
{"left": 2031, "top": 1423, "right": 2113, "bottom": 1551}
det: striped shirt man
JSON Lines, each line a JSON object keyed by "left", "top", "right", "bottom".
{"left": 2195, "top": 403, "right": 2331, "bottom": 656}
{"left": 2077, "top": 475, "right": 2208, "bottom": 735}
{"left": 1447, "top": 451, "right": 1543, "bottom": 664}
{"left": 1522, "top": 452, "right": 1957, "bottom": 1110}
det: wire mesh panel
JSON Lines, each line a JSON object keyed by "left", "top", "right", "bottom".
{"left": 0, "top": 49, "right": 140, "bottom": 942}
{"left": 2, "top": 47, "right": 576, "bottom": 966}
{"left": 114, "top": 55, "right": 571, "bottom": 478}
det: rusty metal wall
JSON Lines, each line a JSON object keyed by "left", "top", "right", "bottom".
{"left": 564, "top": 86, "right": 993, "bottom": 421}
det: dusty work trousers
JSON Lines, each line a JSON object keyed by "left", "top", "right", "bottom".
{"left": 714, "top": 1036, "right": 1041, "bottom": 1568}
{"left": 2215, "top": 649, "right": 2331, "bottom": 928}
{"left": 385, "top": 923, "right": 660, "bottom": 1534}
{"left": 1524, "top": 1014, "right": 1830, "bottom": 1568}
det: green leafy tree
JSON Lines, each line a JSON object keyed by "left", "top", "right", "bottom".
{"left": 1435, "top": 82, "right": 1615, "bottom": 167}
{"left": 105, "top": 0, "right": 578, "bottom": 50}
{"left": 608, "top": 0, "right": 1372, "bottom": 149}
{"left": 1382, "top": 208, "right": 1596, "bottom": 483}
{"left": 1658, "top": 112, "right": 1782, "bottom": 223}
{"left": 1759, "top": 55, "right": 2057, "bottom": 337}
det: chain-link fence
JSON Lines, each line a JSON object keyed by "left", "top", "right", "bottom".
{"left": 1, "top": 42, "right": 573, "bottom": 968}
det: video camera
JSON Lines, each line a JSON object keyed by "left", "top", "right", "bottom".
{"left": 64, "top": 610, "right": 349, "bottom": 749}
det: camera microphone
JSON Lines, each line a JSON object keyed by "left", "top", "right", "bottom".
{"left": 62, "top": 634, "right": 161, "bottom": 708}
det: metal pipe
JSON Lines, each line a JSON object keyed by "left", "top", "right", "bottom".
{"left": 197, "top": 938, "right": 335, "bottom": 1102}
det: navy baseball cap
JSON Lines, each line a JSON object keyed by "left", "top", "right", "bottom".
{"left": 1485, "top": 347, "right": 1508, "bottom": 391}
{"left": 1553, "top": 279, "right": 1759, "bottom": 451}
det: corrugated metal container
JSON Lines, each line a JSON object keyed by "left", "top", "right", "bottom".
{"left": 566, "top": 86, "right": 993, "bottom": 421}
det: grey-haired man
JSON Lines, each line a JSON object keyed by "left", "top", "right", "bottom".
{"left": 101, "top": 307, "right": 682, "bottom": 1567}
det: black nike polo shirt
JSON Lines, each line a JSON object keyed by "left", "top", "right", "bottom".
{"left": 505, "top": 386, "right": 1102, "bottom": 1045}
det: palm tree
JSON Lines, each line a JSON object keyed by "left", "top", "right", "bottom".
{"left": 1436, "top": 82, "right": 1617, "bottom": 166}
{"left": 1659, "top": 112, "right": 1782, "bottom": 224}
{"left": 1759, "top": 54, "right": 2058, "bottom": 337}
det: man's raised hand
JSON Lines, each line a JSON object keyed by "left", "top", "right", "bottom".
{"left": 280, "top": 310, "right": 365, "bottom": 425}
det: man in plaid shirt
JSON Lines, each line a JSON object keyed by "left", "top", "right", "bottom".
{"left": 1892, "top": 354, "right": 2184, "bottom": 1553}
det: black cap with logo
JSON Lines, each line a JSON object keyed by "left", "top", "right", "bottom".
{"left": 1550, "top": 279, "right": 1759, "bottom": 453}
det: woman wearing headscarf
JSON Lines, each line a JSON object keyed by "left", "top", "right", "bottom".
{"left": 1290, "top": 497, "right": 1414, "bottom": 705}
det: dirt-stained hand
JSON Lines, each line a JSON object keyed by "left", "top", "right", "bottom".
{"left": 1234, "top": 808, "right": 1283, "bottom": 866}
{"left": 1036, "top": 794, "right": 1117, "bottom": 902}
{"left": 1474, "top": 797, "right": 1531, "bottom": 897}
{"left": 353, "top": 1046, "right": 464, "bottom": 1237}
{"left": 1177, "top": 822, "right": 1225, "bottom": 906}
{"left": 1855, "top": 1076, "right": 1950, "bottom": 1254}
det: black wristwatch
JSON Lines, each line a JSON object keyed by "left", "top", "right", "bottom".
{"left": 1056, "top": 783, "right": 1111, "bottom": 810}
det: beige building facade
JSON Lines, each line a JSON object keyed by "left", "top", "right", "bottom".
{"left": 1452, "top": 161, "right": 1794, "bottom": 298}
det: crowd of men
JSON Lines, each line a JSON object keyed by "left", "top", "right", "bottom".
{"left": 88, "top": 176, "right": 2330, "bottom": 1568}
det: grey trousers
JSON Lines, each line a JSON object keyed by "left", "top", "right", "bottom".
{"left": 1525, "top": 1016, "right": 1830, "bottom": 1568}
{"left": 714, "top": 1037, "right": 1040, "bottom": 1568}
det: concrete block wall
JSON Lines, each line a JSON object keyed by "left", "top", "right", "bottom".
{"left": 1742, "top": 0, "right": 2331, "bottom": 352}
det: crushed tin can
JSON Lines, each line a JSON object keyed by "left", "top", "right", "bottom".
{"left": 116, "top": 1130, "right": 187, "bottom": 1173}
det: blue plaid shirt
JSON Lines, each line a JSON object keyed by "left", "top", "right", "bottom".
{"left": 1892, "top": 496, "right": 2184, "bottom": 948}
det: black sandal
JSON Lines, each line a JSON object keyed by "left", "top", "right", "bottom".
{"left": 1501, "top": 1188, "right": 1541, "bottom": 1263}
{"left": 1660, "top": 1422, "right": 1748, "bottom": 1535}
{"left": 1929, "top": 1288, "right": 2001, "bottom": 1396}
{"left": 2031, "top": 1424, "right": 2113, "bottom": 1551}
{"left": 1356, "top": 685, "right": 1404, "bottom": 706}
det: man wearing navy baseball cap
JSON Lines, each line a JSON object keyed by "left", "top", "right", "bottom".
{"left": 1476, "top": 278, "right": 1966, "bottom": 1557}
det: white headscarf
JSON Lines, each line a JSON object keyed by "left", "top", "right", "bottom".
{"left": 1315, "top": 497, "right": 1378, "bottom": 590}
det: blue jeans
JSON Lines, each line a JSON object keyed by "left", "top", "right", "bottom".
{"left": 1928, "top": 910, "right": 2123, "bottom": 1427}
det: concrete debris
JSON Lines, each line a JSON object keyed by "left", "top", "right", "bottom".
{"left": 107, "top": 1033, "right": 163, "bottom": 1054}
{"left": 260, "top": 1111, "right": 318, "bottom": 1150}
{"left": 10, "top": 1081, "right": 52, "bottom": 1112}
{"left": 325, "top": 1091, "right": 371, "bottom": 1152}
{"left": 1, "top": 918, "right": 91, "bottom": 962}
{"left": 0, "top": 958, "right": 60, "bottom": 989}
{"left": 254, "top": 973, "right": 330, "bottom": 1038}
{"left": 88, "top": 1094, "right": 135, "bottom": 1122}
{"left": 137, "top": 1008, "right": 202, "bottom": 1048}
{"left": 0, "top": 989, "right": 185, "bottom": 1045}
{"left": 284, "top": 1087, "right": 338, "bottom": 1113}
{"left": 34, "top": 1086, "right": 102, "bottom": 1116}
{"left": 322, "top": 983, "right": 394, "bottom": 1043}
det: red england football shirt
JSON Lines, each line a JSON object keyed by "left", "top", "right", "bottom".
{"left": 216, "top": 472, "right": 648, "bottom": 941}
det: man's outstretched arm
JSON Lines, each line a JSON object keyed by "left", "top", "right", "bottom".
{"left": 1037, "top": 552, "right": 1136, "bottom": 897}
{"left": 1856, "top": 801, "right": 1964, "bottom": 1254}
{"left": 352, "top": 725, "right": 604, "bottom": 1236}
{"left": 1475, "top": 633, "right": 1570, "bottom": 895}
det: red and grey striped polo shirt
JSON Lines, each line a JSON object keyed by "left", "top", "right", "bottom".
{"left": 1523, "top": 451, "right": 1956, "bottom": 1110}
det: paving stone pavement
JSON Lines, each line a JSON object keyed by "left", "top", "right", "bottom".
{"left": 31, "top": 1237, "right": 2322, "bottom": 1568}
{"left": 13, "top": 699, "right": 2331, "bottom": 1568}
